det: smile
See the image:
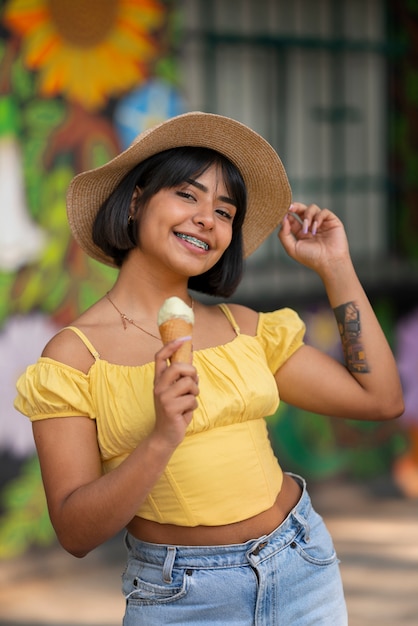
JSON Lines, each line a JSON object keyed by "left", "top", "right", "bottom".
{"left": 175, "top": 233, "right": 209, "bottom": 251}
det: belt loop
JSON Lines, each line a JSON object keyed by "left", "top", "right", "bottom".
{"left": 162, "top": 546, "right": 176, "bottom": 583}
{"left": 292, "top": 510, "right": 310, "bottom": 542}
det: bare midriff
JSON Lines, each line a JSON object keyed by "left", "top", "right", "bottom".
{"left": 126, "top": 473, "right": 302, "bottom": 546}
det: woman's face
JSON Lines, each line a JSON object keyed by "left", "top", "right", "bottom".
{"left": 132, "top": 164, "right": 237, "bottom": 279}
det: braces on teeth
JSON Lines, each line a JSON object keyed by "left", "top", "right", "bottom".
{"left": 176, "top": 233, "right": 209, "bottom": 250}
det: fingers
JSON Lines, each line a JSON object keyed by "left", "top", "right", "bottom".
{"left": 286, "top": 202, "right": 326, "bottom": 236}
{"left": 153, "top": 348, "right": 199, "bottom": 447}
{"left": 154, "top": 336, "right": 194, "bottom": 379}
{"left": 279, "top": 201, "right": 348, "bottom": 270}
{"left": 156, "top": 384, "right": 199, "bottom": 426}
{"left": 154, "top": 337, "right": 199, "bottom": 426}
{"left": 155, "top": 367, "right": 199, "bottom": 399}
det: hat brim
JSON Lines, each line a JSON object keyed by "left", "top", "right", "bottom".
{"left": 66, "top": 111, "right": 291, "bottom": 266}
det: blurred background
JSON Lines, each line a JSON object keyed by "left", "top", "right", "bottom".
{"left": 0, "top": 0, "right": 417, "bottom": 624}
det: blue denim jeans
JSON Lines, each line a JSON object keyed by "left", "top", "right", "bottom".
{"left": 121, "top": 474, "right": 347, "bottom": 625}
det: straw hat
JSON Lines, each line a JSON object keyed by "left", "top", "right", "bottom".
{"left": 67, "top": 111, "right": 291, "bottom": 266}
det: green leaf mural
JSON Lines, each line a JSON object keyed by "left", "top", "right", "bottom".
{"left": 0, "top": 456, "right": 55, "bottom": 559}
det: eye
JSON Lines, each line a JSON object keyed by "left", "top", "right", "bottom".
{"left": 176, "top": 190, "right": 196, "bottom": 201}
{"left": 216, "top": 208, "right": 234, "bottom": 220}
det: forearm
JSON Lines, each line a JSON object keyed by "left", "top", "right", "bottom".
{"left": 50, "top": 434, "right": 174, "bottom": 558}
{"left": 279, "top": 203, "right": 404, "bottom": 420}
{"left": 320, "top": 256, "right": 403, "bottom": 417}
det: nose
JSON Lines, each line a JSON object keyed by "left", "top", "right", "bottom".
{"left": 192, "top": 203, "right": 214, "bottom": 230}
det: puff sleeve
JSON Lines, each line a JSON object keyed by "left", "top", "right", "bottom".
{"left": 14, "top": 358, "right": 96, "bottom": 421}
{"left": 256, "top": 308, "right": 305, "bottom": 374}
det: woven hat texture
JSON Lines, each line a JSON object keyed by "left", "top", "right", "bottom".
{"left": 67, "top": 111, "right": 291, "bottom": 266}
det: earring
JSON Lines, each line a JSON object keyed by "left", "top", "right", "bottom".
{"left": 128, "top": 215, "right": 134, "bottom": 224}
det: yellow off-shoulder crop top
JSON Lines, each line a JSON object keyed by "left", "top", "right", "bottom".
{"left": 15, "top": 305, "right": 305, "bottom": 527}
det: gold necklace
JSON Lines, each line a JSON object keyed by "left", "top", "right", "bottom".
{"left": 105, "top": 292, "right": 194, "bottom": 341}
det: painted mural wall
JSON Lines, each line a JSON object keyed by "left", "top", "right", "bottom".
{"left": 0, "top": 0, "right": 187, "bottom": 557}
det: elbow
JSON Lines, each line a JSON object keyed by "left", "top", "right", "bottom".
{"left": 59, "top": 538, "right": 93, "bottom": 559}
{"left": 387, "top": 389, "right": 405, "bottom": 420}
{"left": 53, "top": 525, "right": 95, "bottom": 559}
{"left": 390, "top": 400, "right": 405, "bottom": 421}
{"left": 50, "top": 510, "right": 102, "bottom": 558}
{"left": 393, "top": 398, "right": 405, "bottom": 420}
{"left": 374, "top": 394, "right": 405, "bottom": 421}
{"left": 66, "top": 546, "right": 91, "bottom": 559}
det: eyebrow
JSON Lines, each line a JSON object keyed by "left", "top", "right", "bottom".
{"left": 186, "top": 178, "right": 237, "bottom": 207}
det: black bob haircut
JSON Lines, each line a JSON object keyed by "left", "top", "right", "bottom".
{"left": 92, "top": 146, "right": 247, "bottom": 298}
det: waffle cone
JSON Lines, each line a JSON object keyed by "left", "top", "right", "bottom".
{"left": 159, "top": 318, "right": 193, "bottom": 363}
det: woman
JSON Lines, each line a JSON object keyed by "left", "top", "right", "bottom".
{"left": 15, "top": 112, "right": 403, "bottom": 625}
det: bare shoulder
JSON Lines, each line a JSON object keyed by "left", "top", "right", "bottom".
{"left": 41, "top": 304, "right": 103, "bottom": 373}
{"left": 224, "top": 303, "right": 259, "bottom": 335}
{"left": 41, "top": 328, "right": 95, "bottom": 374}
{"left": 192, "top": 301, "right": 258, "bottom": 348}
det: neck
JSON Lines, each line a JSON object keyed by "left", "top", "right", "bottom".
{"left": 109, "top": 265, "right": 192, "bottom": 315}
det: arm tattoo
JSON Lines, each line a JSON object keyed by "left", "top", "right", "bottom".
{"left": 334, "top": 301, "right": 370, "bottom": 373}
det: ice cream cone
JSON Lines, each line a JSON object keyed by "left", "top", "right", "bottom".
{"left": 159, "top": 318, "right": 193, "bottom": 363}
{"left": 158, "top": 296, "right": 194, "bottom": 363}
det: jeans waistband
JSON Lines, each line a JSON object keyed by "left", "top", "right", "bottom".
{"left": 125, "top": 473, "right": 311, "bottom": 571}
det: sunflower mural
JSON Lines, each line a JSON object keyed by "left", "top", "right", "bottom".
{"left": 0, "top": 0, "right": 184, "bottom": 557}
{"left": 4, "top": 0, "right": 166, "bottom": 111}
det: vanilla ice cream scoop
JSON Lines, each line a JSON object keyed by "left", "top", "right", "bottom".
{"left": 158, "top": 296, "right": 194, "bottom": 325}
{"left": 158, "top": 297, "right": 194, "bottom": 363}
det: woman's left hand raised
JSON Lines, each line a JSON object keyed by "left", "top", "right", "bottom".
{"left": 278, "top": 202, "right": 350, "bottom": 275}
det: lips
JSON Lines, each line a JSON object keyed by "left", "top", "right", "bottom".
{"left": 175, "top": 232, "right": 210, "bottom": 251}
